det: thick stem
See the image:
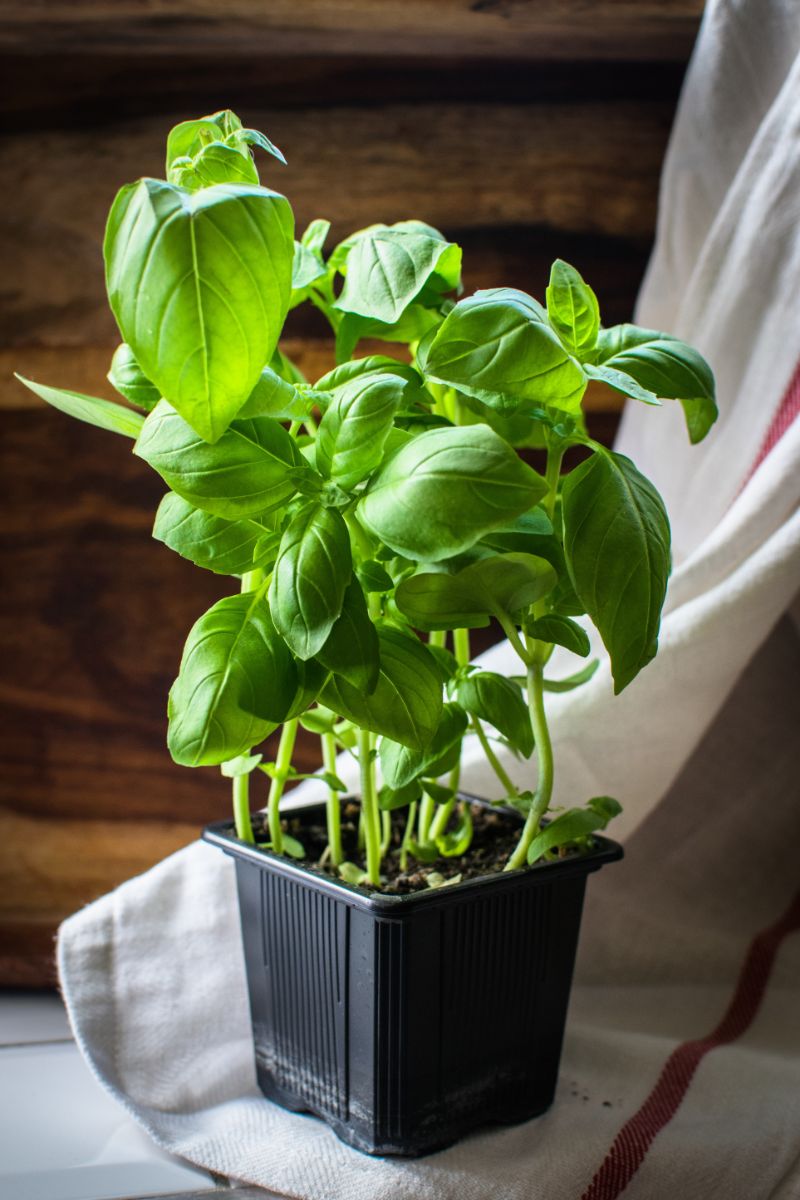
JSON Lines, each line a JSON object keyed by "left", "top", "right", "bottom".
{"left": 505, "top": 662, "right": 554, "bottom": 870}
{"left": 267, "top": 719, "right": 299, "bottom": 855}
{"left": 321, "top": 731, "right": 343, "bottom": 867}
{"left": 232, "top": 773, "right": 254, "bottom": 843}
{"left": 358, "top": 729, "right": 382, "bottom": 886}
{"left": 418, "top": 794, "right": 435, "bottom": 844}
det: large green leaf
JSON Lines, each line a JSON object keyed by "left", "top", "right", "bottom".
{"left": 379, "top": 702, "right": 467, "bottom": 789}
{"left": 269, "top": 503, "right": 352, "bottom": 659}
{"left": 14, "top": 375, "right": 144, "bottom": 439}
{"left": 316, "top": 372, "right": 405, "bottom": 491}
{"left": 316, "top": 577, "right": 380, "bottom": 691}
{"left": 153, "top": 492, "right": 274, "bottom": 576}
{"left": 335, "top": 221, "right": 461, "bottom": 325}
{"left": 419, "top": 288, "right": 587, "bottom": 415}
{"left": 107, "top": 344, "right": 161, "bottom": 412}
{"left": 455, "top": 671, "right": 534, "bottom": 758}
{"left": 320, "top": 625, "right": 443, "bottom": 750}
{"left": 104, "top": 178, "right": 294, "bottom": 443}
{"left": 358, "top": 424, "right": 547, "bottom": 561}
{"left": 593, "top": 324, "right": 717, "bottom": 443}
{"left": 562, "top": 449, "right": 671, "bottom": 694}
{"left": 545, "top": 259, "right": 600, "bottom": 357}
{"left": 167, "top": 592, "right": 297, "bottom": 766}
{"left": 396, "top": 553, "right": 556, "bottom": 631}
{"left": 135, "top": 400, "right": 305, "bottom": 518}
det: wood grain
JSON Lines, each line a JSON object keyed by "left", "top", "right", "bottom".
{"left": 0, "top": 0, "right": 704, "bottom": 60}
{"left": 0, "top": 102, "right": 670, "bottom": 345}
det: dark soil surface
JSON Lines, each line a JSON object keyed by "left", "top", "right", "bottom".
{"left": 250, "top": 800, "right": 526, "bottom": 894}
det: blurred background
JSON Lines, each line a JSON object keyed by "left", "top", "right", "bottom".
{"left": 0, "top": 0, "right": 703, "bottom": 985}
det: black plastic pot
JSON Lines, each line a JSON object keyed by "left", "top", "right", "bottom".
{"left": 203, "top": 798, "right": 622, "bottom": 1157}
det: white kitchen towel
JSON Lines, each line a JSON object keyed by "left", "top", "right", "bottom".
{"left": 58, "top": 1, "right": 800, "bottom": 1197}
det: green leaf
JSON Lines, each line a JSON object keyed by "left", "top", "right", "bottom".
{"left": 167, "top": 592, "right": 298, "bottom": 766}
{"left": 153, "top": 492, "right": 274, "bottom": 575}
{"left": 357, "top": 559, "right": 394, "bottom": 593}
{"left": 170, "top": 142, "right": 260, "bottom": 190}
{"left": 419, "top": 288, "right": 587, "bottom": 416}
{"left": 104, "top": 178, "right": 294, "bottom": 443}
{"left": 584, "top": 362, "right": 660, "bottom": 406}
{"left": 220, "top": 753, "right": 263, "bottom": 777}
{"left": 428, "top": 644, "right": 459, "bottom": 682}
{"left": 107, "top": 344, "right": 161, "bottom": 411}
{"left": 542, "top": 660, "right": 599, "bottom": 692}
{"left": 379, "top": 702, "right": 467, "bottom": 789}
{"left": 320, "top": 625, "right": 443, "bottom": 750}
{"left": 545, "top": 259, "right": 600, "bottom": 356}
{"left": 562, "top": 449, "right": 671, "bottom": 693}
{"left": 135, "top": 400, "right": 305, "bottom": 518}
{"left": 527, "top": 796, "right": 622, "bottom": 864}
{"left": 335, "top": 223, "right": 461, "bottom": 325}
{"left": 165, "top": 111, "right": 285, "bottom": 191}
{"left": 298, "top": 706, "right": 337, "bottom": 735}
{"left": 378, "top": 779, "right": 422, "bottom": 812}
{"left": 314, "top": 354, "right": 424, "bottom": 397}
{"left": 524, "top": 614, "right": 591, "bottom": 658}
{"left": 456, "top": 671, "right": 534, "bottom": 758}
{"left": 593, "top": 324, "right": 717, "bottom": 443}
{"left": 269, "top": 503, "right": 352, "bottom": 659}
{"left": 407, "top": 838, "right": 439, "bottom": 864}
{"left": 338, "top": 861, "right": 370, "bottom": 885}
{"left": 316, "top": 577, "right": 380, "bottom": 692}
{"left": 15, "top": 375, "right": 144, "bottom": 439}
{"left": 358, "top": 424, "right": 547, "bottom": 562}
{"left": 301, "top": 218, "right": 330, "bottom": 256}
{"left": 236, "top": 366, "right": 312, "bottom": 421}
{"left": 316, "top": 372, "right": 404, "bottom": 491}
{"left": 396, "top": 553, "right": 556, "bottom": 631}
{"left": 435, "top": 803, "right": 473, "bottom": 858}
{"left": 334, "top": 305, "right": 443, "bottom": 363}
{"left": 280, "top": 833, "right": 306, "bottom": 859}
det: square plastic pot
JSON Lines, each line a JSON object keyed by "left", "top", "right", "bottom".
{"left": 203, "top": 798, "right": 622, "bottom": 1157}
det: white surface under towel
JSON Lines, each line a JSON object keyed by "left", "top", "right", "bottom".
{"left": 58, "top": 2, "right": 800, "bottom": 1197}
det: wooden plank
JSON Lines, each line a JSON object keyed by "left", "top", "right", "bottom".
{"left": 0, "top": 102, "right": 669, "bottom": 345}
{"left": 0, "top": 0, "right": 704, "bottom": 60}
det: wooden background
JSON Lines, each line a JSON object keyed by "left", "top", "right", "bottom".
{"left": 0, "top": 0, "right": 703, "bottom": 984}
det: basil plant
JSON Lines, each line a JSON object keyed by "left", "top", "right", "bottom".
{"left": 17, "top": 111, "right": 716, "bottom": 888}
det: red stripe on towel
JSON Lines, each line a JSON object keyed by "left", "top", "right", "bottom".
{"left": 580, "top": 889, "right": 800, "bottom": 1200}
{"left": 741, "top": 360, "right": 800, "bottom": 489}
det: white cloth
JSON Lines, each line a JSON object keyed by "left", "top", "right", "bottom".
{"left": 58, "top": 2, "right": 800, "bottom": 1196}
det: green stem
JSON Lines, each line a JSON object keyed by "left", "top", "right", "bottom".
{"left": 358, "top": 729, "right": 382, "bottom": 886}
{"left": 505, "top": 661, "right": 554, "bottom": 870}
{"left": 380, "top": 809, "right": 392, "bottom": 856}
{"left": 232, "top": 772, "right": 254, "bottom": 843}
{"left": 322, "top": 731, "right": 343, "bottom": 867}
{"left": 471, "top": 716, "right": 520, "bottom": 799}
{"left": 428, "top": 629, "right": 447, "bottom": 649}
{"left": 267, "top": 719, "right": 299, "bottom": 855}
{"left": 400, "top": 801, "right": 417, "bottom": 872}
{"left": 429, "top": 627, "right": 470, "bottom": 841}
{"left": 543, "top": 438, "right": 566, "bottom": 521}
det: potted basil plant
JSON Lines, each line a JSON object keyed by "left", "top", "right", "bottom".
{"left": 16, "top": 110, "right": 716, "bottom": 1157}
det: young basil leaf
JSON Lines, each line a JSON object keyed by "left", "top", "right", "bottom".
{"left": 316, "top": 373, "right": 404, "bottom": 491}
{"left": 153, "top": 492, "right": 273, "bottom": 576}
{"left": 314, "top": 354, "right": 424, "bottom": 396}
{"left": 338, "top": 861, "right": 371, "bottom": 885}
{"left": 562, "top": 450, "right": 670, "bottom": 693}
{"left": 421, "top": 780, "right": 454, "bottom": 805}
{"left": 435, "top": 803, "right": 473, "bottom": 858}
{"left": 334, "top": 305, "right": 443, "bottom": 364}
{"left": 358, "top": 424, "right": 547, "bottom": 562}
{"left": 269, "top": 503, "right": 352, "bottom": 659}
{"left": 335, "top": 223, "right": 461, "bottom": 325}
{"left": 545, "top": 259, "right": 600, "bottom": 357}
{"left": 357, "top": 559, "right": 394, "bottom": 593}
{"left": 15, "top": 375, "right": 145, "bottom": 439}
{"left": 166, "top": 111, "right": 285, "bottom": 178}
{"left": 170, "top": 142, "right": 260, "bottom": 190}
{"left": 289, "top": 239, "right": 327, "bottom": 310}
{"left": 542, "top": 660, "right": 599, "bottom": 692}
{"left": 592, "top": 324, "right": 717, "bottom": 443}
{"left": 320, "top": 625, "right": 443, "bottom": 750}
{"left": 107, "top": 344, "right": 161, "bottom": 411}
{"left": 301, "top": 217, "right": 331, "bottom": 256}
{"left": 135, "top": 401, "right": 305, "bottom": 518}
{"left": 378, "top": 779, "right": 423, "bottom": 812}
{"left": 235, "top": 366, "right": 312, "bottom": 421}
{"left": 298, "top": 706, "right": 337, "bottom": 735}
{"left": 419, "top": 288, "right": 587, "bottom": 415}
{"left": 220, "top": 753, "right": 263, "bottom": 778}
{"left": 396, "top": 553, "right": 556, "bottom": 631}
{"left": 379, "top": 702, "right": 468, "bottom": 789}
{"left": 407, "top": 838, "right": 440, "bottom": 864}
{"left": 316, "top": 577, "right": 380, "bottom": 692}
{"left": 104, "top": 178, "right": 294, "bottom": 443}
{"left": 167, "top": 592, "right": 298, "bottom": 766}
{"left": 524, "top": 614, "right": 591, "bottom": 658}
{"left": 584, "top": 362, "right": 660, "bottom": 406}
{"left": 456, "top": 671, "right": 534, "bottom": 758}
{"left": 526, "top": 796, "right": 622, "bottom": 864}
